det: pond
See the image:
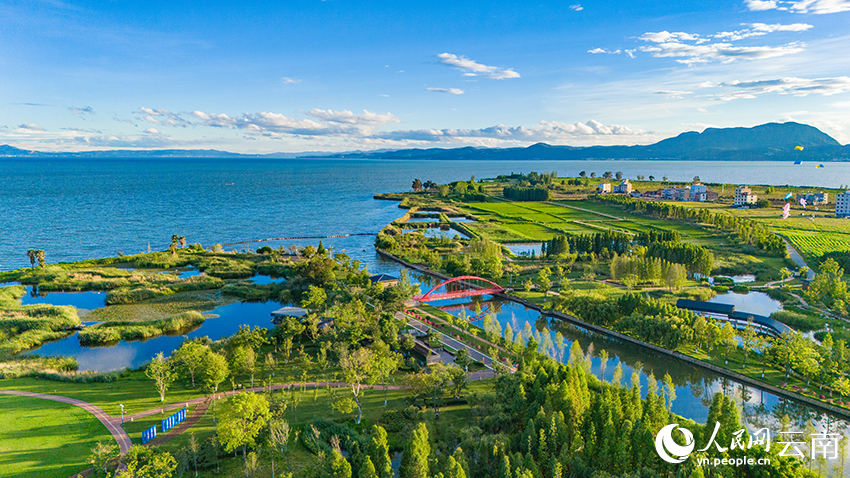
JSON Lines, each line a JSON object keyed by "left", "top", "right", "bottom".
{"left": 405, "top": 217, "right": 440, "bottom": 223}
{"left": 19, "top": 286, "right": 107, "bottom": 310}
{"left": 448, "top": 217, "right": 475, "bottom": 223}
{"left": 24, "top": 301, "right": 283, "bottom": 372}
{"left": 430, "top": 295, "right": 848, "bottom": 444}
{"left": 247, "top": 274, "right": 285, "bottom": 285}
{"left": 504, "top": 243, "right": 543, "bottom": 257}
{"left": 402, "top": 227, "right": 470, "bottom": 239}
{"left": 714, "top": 274, "right": 757, "bottom": 283}
{"left": 708, "top": 291, "right": 783, "bottom": 317}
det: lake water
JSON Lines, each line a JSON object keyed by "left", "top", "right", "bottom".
{"left": 709, "top": 291, "right": 784, "bottom": 317}
{"left": 25, "top": 301, "right": 283, "bottom": 371}
{"left": 2, "top": 158, "right": 848, "bottom": 272}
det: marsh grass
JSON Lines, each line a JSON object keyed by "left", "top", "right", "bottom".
{"left": 78, "top": 311, "right": 206, "bottom": 345}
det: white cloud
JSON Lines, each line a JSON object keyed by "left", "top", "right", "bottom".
{"left": 134, "top": 107, "right": 192, "bottom": 127}
{"left": 68, "top": 106, "right": 94, "bottom": 115}
{"left": 303, "top": 109, "right": 401, "bottom": 125}
{"left": 634, "top": 24, "right": 812, "bottom": 65}
{"left": 654, "top": 90, "right": 693, "bottom": 99}
{"left": 588, "top": 48, "right": 621, "bottom": 54}
{"left": 17, "top": 123, "right": 45, "bottom": 132}
{"left": 714, "top": 23, "right": 812, "bottom": 41}
{"left": 745, "top": 0, "right": 779, "bottom": 10}
{"left": 570, "top": 4, "right": 583, "bottom": 11}
{"left": 281, "top": 77, "right": 301, "bottom": 84}
{"left": 426, "top": 87, "right": 465, "bottom": 94}
{"left": 189, "top": 109, "right": 400, "bottom": 137}
{"left": 375, "top": 120, "right": 645, "bottom": 144}
{"left": 719, "top": 76, "right": 850, "bottom": 97}
{"left": 746, "top": 0, "right": 850, "bottom": 13}
{"left": 144, "top": 128, "right": 160, "bottom": 134}
{"left": 436, "top": 53, "right": 520, "bottom": 79}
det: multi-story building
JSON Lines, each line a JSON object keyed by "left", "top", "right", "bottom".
{"left": 613, "top": 179, "right": 632, "bottom": 194}
{"left": 837, "top": 191, "right": 850, "bottom": 217}
{"left": 734, "top": 186, "right": 758, "bottom": 207}
{"left": 597, "top": 182, "right": 612, "bottom": 194}
{"left": 797, "top": 192, "right": 829, "bottom": 205}
{"left": 690, "top": 181, "right": 707, "bottom": 197}
{"left": 693, "top": 190, "right": 719, "bottom": 202}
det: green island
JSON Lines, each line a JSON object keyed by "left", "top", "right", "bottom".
{"left": 2, "top": 175, "right": 850, "bottom": 478}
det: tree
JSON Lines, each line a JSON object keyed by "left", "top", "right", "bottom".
{"left": 301, "top": 285, "right": 328, "bottom": 311}
{"left": 36, "top": 249, "right": 45, "bottom": 268}
{"left": 200, "top": 351, "right": 229, "bottom": 392}
{"left": 231, "top": 346, "right": 257, "bottom": 388}
{"left": 217, "top": 393, "right": 271, "bottom": 465}
{"left": 649, "top": 175, "right": 655, "bottom": 182}
{"left": 412, "top": 179, "right": 423, "bottom": 192}
{"left": 400, "top": 422, "right": 430, "bottom": 478}
{"left": 720, "top": 322, "right": 736, "bottom": 365}
{"left": 26, "top": 249, "right": 36, "bottom": 269}
{"left": 447, "top": 364, "right": 470, "bottom": 399}
{"left": 368, "top": 425, "right": 393, "bottom": 478}
{"left": 89, "top": 441, "right": 118, "bottom": 477}
{"left": 339, "top": 347, "right": 376, "bottom": 424}
{"left": 267, "top": 419, "right": 290, "bottom": 478}
{"left": 146, "top": 352, "right": 175, "bottom": 402}
{"left": 372, "top": 344, "right": 402, "bottom": 406}
{"left": 662, "top": 373, "right": 676, "bottom": 412}
{"left": 536, "top": 267, "right": 552, "bottom": 306}
{"left": 328, "top": 449, "right": 352, "bottom": 478}
{"left": 741, "top": 319, "right": 758, "bottom": 368}
{"left": 360, "top": 457, "right": 379, "bottom": 478}
{"left": 425, "top": 363, "right": 451, "bottom": 419}
{"left": 579, "top": 171, "right": 586, "bottom": 178}
{"left": 119, "top": 446, "right": 178, "bottom": 478}
{"left": 173, "top": 341, "right": 208, "bottom": 388}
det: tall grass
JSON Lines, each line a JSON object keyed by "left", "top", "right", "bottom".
{"left": 78, "top": 311, "right": 206, "bottom": 345}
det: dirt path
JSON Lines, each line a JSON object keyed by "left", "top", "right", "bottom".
{"left": 0, "top": 389, "right": 132, "bottom": 455}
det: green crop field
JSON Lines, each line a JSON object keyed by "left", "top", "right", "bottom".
{"left": 784, "top": 231, "right": 850, "bottom": 261}
{"left": 0, "top": 395, "right": 113, "bottom": 478}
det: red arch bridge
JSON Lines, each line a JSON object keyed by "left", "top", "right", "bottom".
{"left": 413, "top": 276, "right": 506, "bottom": 302}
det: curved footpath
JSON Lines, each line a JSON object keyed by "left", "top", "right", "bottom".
{"left": 0, "top": 389, "right": 132, "bottom": 455}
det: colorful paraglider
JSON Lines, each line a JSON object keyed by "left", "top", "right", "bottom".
{"left": 782, "top": 203, "right": 791, "bottom": 219}
{"left": 783, "top": 192, "right": 793, "bottom": 200}
{"left": 799, "top": 198, "right": 807, "bottom": 208}
{"left": 795, "top": 146, "right": 804, "bottom": 151}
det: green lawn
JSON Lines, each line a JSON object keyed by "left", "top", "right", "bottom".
{"left": 0, "top": 394, "right": 113, "bottom": 478}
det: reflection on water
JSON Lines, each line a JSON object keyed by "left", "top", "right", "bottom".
{"left": 433, "top": 295, "right": 848, "bottom": 438}
{"left": 403, "top": 227, "right": 470, "bottom": 239}
{"left": 709, "top": 291, "right": 783, "bottom": 317}
{"left": 247, "top": 274, "right": 285, "bottom": 285}
{"left": 20, "top": 286, "right": 107, "bottom": 309}
{"left": 504, "top": 243, "right": 543, "bottom": 257}
{"left": 25, "top": 301, "right": 283, "bottom": 372}
{"left": 405, "top": 217, "right": 439, "bottom": 223}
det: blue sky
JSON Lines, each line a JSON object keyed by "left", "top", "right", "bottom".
{"left": 2, "top": 0, "right": 849, "bottom": 152}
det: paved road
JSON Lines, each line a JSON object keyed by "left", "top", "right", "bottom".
{"left": 783, "top": 237, "right": 816, "bottom": 280}
{"left": 0, "top": 389, "right": 132, "bottom": 455}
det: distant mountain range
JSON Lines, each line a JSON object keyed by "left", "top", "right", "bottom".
{"left": 2, "top": 122, "right": 848, "bottom": 161}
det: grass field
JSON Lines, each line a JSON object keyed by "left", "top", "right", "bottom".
{"left": 0, "top": 394, "right": 112, "bottom": 478}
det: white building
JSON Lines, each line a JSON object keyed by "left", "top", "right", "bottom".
{"left": 837, "top": 191, "right": 850, "bottom": 217}
{"left": 613, "top": 179, "right": 632, "bottom": 194}
{"left": 734, "top": 186, "right": 758, "bottom": 207}
{"left": 597, "top": 182, "right": 612, "bottom": 193}
{"left": 690, "top": 182, "right": 707, "bottom": 197}
{"left": 797, "top": 192, "right": 829, "bottom": 206}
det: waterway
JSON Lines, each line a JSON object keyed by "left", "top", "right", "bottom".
{"left": 430, "top": 295, "right": 849, "bottom": 445}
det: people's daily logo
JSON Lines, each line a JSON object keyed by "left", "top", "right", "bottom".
{"left": 655, "top": 424, "right": 695, "bottom": 464}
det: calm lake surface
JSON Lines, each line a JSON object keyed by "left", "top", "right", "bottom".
{"left": 3, "top": 157, "right": 849, "bottom": 446}
{"left": 1, "top": 158, "right": 848, "bottom": 272}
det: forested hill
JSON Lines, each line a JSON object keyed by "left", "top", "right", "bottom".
{"left": 321, "top": 122, "right": 849, "bottom": 161}
{"left": 1, "top": 121, "right": 848, "bottom": 160}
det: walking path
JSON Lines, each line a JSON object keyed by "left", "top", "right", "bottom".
{"left": 0, "top": 389, "right": 132, "bottom": 455}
